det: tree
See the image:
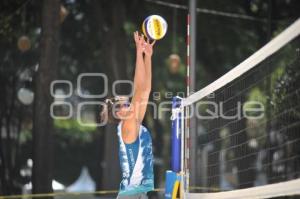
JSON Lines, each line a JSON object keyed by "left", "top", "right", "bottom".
{"left": 32, "top": 0, "right": 60, "bottom": 196}
{"left": 0, "top": 0, "right": 39, "bottom": 194}
{"left": 90, "top": 0, "right": 130, "bottom": 189}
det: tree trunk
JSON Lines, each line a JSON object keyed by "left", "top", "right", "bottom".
{"left": 0, "top": 122, "right": 6, "bottom": 195}
{"left": 32, "top": 0, "right": 60, "bottom": 196}
{"left": 98, "top": 0, "right": 129, "bottom": 190}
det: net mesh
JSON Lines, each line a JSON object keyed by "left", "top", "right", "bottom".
{"left": 182, "top": 19, "right": 300, "bottom": 198}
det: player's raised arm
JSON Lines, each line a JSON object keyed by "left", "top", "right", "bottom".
{"left": 121, "top": 32, "right": 153, "bottom": 143}
{"left": 137, "top": 37, "right": 155, "bottom": 121}
{"left": 132, "top": 31, "right": 148, "bottom": 94}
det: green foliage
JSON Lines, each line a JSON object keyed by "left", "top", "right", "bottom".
{"left": 54, "top": 119, "right": 97, "bottom": 143}
{"left": 246, "top": 87, "right": 267, "bottom": 107}
{"left": 19, "top": 128, "right": 32, "bottom": 144}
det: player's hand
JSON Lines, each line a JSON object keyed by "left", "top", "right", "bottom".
{"left": 133, "top": 31, "right": 144, "bottom": 54}
{"left": 143, "top": 37, "right": 155, "bottom": 57}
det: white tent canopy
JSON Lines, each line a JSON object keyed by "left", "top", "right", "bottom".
{"left": 66, "top": 166, "right": 96, "bottom": 192}
{"left": 22, "top": 180, "right": 65, "bottom": 194}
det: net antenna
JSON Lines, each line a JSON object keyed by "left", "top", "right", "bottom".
{"left": 180, "top": 18, "right": 300, "bottom": 199}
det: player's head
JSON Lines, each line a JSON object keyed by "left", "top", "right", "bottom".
{"left": 100, "top": 96, "right": 133, "bottom": 124}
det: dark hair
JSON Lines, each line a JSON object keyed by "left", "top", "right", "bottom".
{"left": 100, "top": 96, "right": 129, "bottom": 124}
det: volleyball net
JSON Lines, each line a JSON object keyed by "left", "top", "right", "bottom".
{"left": 173, "top": 18, "right": 300, "bottom": 198}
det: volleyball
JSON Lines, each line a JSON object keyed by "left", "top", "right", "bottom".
{"left": 142, "top": 15, "right": 167, "bottom": 40}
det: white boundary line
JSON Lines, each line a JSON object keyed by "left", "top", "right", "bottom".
{"left": 185, "top": 178, "right": 300, "bottom": 199}
{"left": 182, "top": 18, "right": 300, "bottom": 107}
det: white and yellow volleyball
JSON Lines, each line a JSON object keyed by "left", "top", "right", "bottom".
{"left": 142, "top": 15, "right": 167, "bottom": 40}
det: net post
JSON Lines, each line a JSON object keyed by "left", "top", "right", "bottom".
{"left": 188, "top": 0, "right": 197, "bottom": 188}
{"left": 170, "top": 96, "right": 186, "bottom": 198}
{"left": 171, "top": 96, "right": 182, "bottom": 172}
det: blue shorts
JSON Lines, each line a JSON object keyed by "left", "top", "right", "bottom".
{"left": 117, "top": 193, "right": 148, "bottom": 199}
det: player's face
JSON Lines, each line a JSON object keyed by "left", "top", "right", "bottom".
{"left": 115, "top": 99, "right": 133, "bottom": 120}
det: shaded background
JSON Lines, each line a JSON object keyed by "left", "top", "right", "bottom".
{"left": 0, "top": 0, "right": 299, "bottom": 198}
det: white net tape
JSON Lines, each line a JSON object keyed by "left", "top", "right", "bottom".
{"left": 185, "top": 178, "right": 300, "bottom": 199}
